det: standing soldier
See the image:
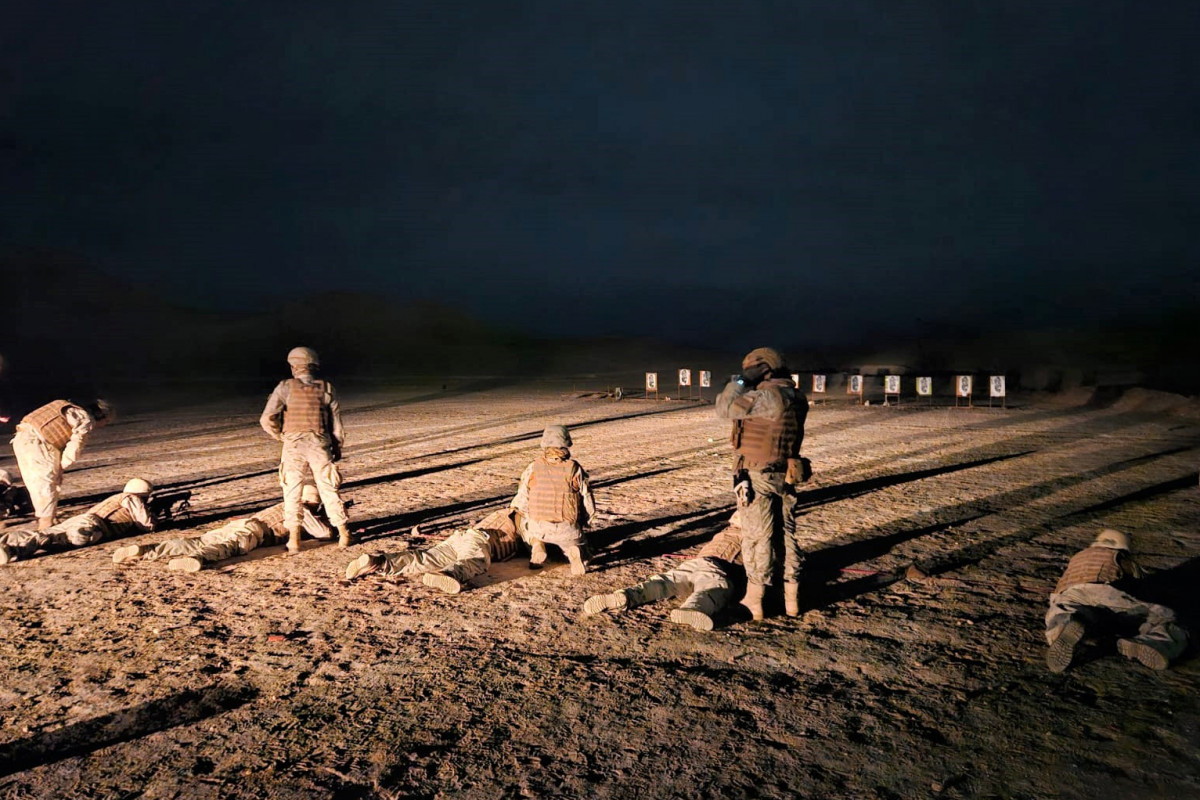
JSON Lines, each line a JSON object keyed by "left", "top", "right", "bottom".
{"left": 259, "top": 347, "right": 352, "bottom": 552}
{"left": 1, "top": 477, "right": 153, "bottom": 564}
{"left": 714, "top": 347, "right": 808, "bottom": 621}
{"left": 10, "top": 398, "right": 112, "bottom": 530}
{"left": 510, "top": 425, "right": 595, "bottom": 576}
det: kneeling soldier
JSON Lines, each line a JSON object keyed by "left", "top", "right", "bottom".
{"left": 510, "top": 425, "right": 596, "bottom": 576}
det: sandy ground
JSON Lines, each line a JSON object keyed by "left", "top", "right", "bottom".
{"left": 1, "top": 384, "right": 1198, "bottom": 800}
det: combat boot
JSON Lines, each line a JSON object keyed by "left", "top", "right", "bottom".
{"left": 1046, "top": 619, "right": 1086, "bottom": 673}
{"left": 529, "top": 539, "right": 547, "bottom": 570}
{"left": 422, "top": 572, "right": 462, "bottom": 594}
{"left": 337, "top": 523, "right": 354, "bottom": 549}
{"left": 1117, "top": 638, "right": 1169, "bottom": 671}
{"left": 784, "top": 581, "right": 801, "bottom": 617}
{"left": 583, "top": 591, "right": 628, "bottom": 616}
{"left": 168, "top": 557, "right": 203, "bottom": 573}
{"left": 345, "top": 553, "right": 384, "bottom": 580}
{"left": 112, "top": 544, "right": 146, "bottom": 564}
{"left": 565, "top": 545, "right": 587, "bottom": 576}
{"left": 670, "top": 607, "right": 715, "bottom": 632}
{"left": 0, "top": 545, "right": 12, "bottom": 566}
{"left": 741, "top": 582, "right": 765, "bottom": 621}
{"left": 285, "top": 527, "right": 302, "bottom": 555}
{"left": 36, "top": 516, "right": 53, "bottom": 532}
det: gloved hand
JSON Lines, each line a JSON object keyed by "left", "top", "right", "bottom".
{"left": 330, "top": 440, "right": 343, "bottom": 462}
{"left": 735, "top": 362, "right": 771, "bottom": 389}
{"left": 785, "top": 457, "right": 813, "bottom": 485}
{"left": 734, "top": 480, "right": 753, "bottom": 508}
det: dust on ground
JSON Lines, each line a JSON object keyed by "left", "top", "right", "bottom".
{"left": 1, "top": 384, "right": 1198, "bottom": 799}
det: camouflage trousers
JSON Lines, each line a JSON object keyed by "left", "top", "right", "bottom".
{"left": 1046, "top": 583, "right": 1189, "bottom": 661}
{"left": 140, "top": 519, "right": 271, "bottom": 565}
{"left": 382, "top": 529, "right": 491, "bottom": 583}
{"left": 11, "top": 428, "right": 63, "bottom": 521}
{"left": 623, "top": 556, "right": 735, "bottom": 617}
{"left": 522, "top": 518, "right": 585, "bottom": 549}
{"left": 280, "top": 432, "right": 347, "bottom": 529}
{"left": 0, "top": 513, "right": 106, "bottom": 561}
{"left": 740, "top": 470, "right": 801, "bottom": 586}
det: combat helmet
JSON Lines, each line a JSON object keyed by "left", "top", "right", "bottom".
{"left": 1094, "top": 529, "right": 1131, "bottom": 551}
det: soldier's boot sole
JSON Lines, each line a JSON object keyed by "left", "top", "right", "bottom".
{"left": 0, "top": 545, "right": 13, "bottom": 566}
{"left": 670, "top": 608, "right": 715, "bottom": 632}
{"left": 422, "top": 572, "right": 462, "bottom": 595}
{"left": 583, "top": 591, "right": 628, "bottom": 616}
{"left": 565, "top": 546, "right": 587, "bottom": 576}
{"left": 1046, "top": 620, "right": 1086, "bottom": 673}
{"left": 112, "top": 544, "right": 145, "bottom": 565}
{"left": 529, "top": 540, "right": 547, "bottom": 570}
{"left": 168, "top": 557, "right": 203, "bottom": 573}
{"left": 345, "top": 553, "right": 383, "bottom": 581}
{"left": 1117, "top": 638, "right": 1169, "bottom": 671}
{"left": 784, "top": 581, "right": 801, "bottom": 617}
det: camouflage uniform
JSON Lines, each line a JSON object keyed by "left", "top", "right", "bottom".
{"left": 1046, "top": 535, "right": 1188, "bottom": 670}
{"left": 10, "top": 400, "right": 97, "bottom": 523}
{"left": 119, "top": 502, "right": 332, "bottom": 567}
{"left": 260, "top": 377, "right": 348, "bottom": 532}
{"left": 621, "top": 527, "right": 743, "bottom": 618}
{"left": 714, "top": 375, "right": 807, "bottom": 587}
{"left": 347, "top": 509, "right": 524, "bottom": 589}
{"left": 1, "top": 491, "right": 151, "bottom": 564}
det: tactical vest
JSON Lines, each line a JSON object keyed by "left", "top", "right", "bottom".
{"left": 89, "top": 493, "right": 140, "bottom": 535}
{"left": 1055, "top": 546, "right": 1128, "bottom": 594}
{"left": 699, "top": 528, "right": 743, "bottom": 565}
{"left": 527, "top": 458, "right": 581, "bottom": 525}
{"left": 251, "top": 503, "right": 288, "bottom": 535}
{"left": 730, "top": 384, "right": 802, "bottom": 472}
{"left": 282, "top": 379, "right": 329, "bottom": 434}
{"left": 486, "top": 529, "right": 521, "bottom": 562}
{"left": 23, "top": 400, "right": 76, "bottom": 451}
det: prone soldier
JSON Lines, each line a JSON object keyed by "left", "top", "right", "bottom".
{"left": 345, "top": 508, "right": 526, "bottom": 593}
{"left": 0, "top": 478, "right": 153, "bottom": 564}
{"left": 1046, "top": 528, "right": 1189, "bottom": 673}
{"left": 113, "top": 485, "right": 332, "bottom": 572}
{"left": 583, "top": 514, "right": 744, "bottom": 631}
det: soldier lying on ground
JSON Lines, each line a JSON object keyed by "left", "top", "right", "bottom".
{"left": 582, "top": 514, "right": 744, "bottom": 632}
{"left": 1046, "top": 528, "right": 1189, "bottom": 673}
{"left": 113, "top": 485, "right": 332, "bottom": 572}
{"left": 510, "top": 425, "right": 596, "bottom": 576}
{"left": 0, "top": 478, "right": 153, "bottom": 565}
{"left": 345, "top": 508, "right": 526, "bottom": 594}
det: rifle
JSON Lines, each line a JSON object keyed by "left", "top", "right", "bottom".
{"left": 148, "top": 489, "right": 192, "bottom": 522}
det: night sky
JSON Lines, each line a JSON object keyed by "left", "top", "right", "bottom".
{"left": 4, "top": 1, "right": 1198, "bottom": 349}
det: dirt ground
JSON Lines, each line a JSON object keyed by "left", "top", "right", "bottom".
{"left": 1, "top": 383, "right": 1198, "bottom": 800}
